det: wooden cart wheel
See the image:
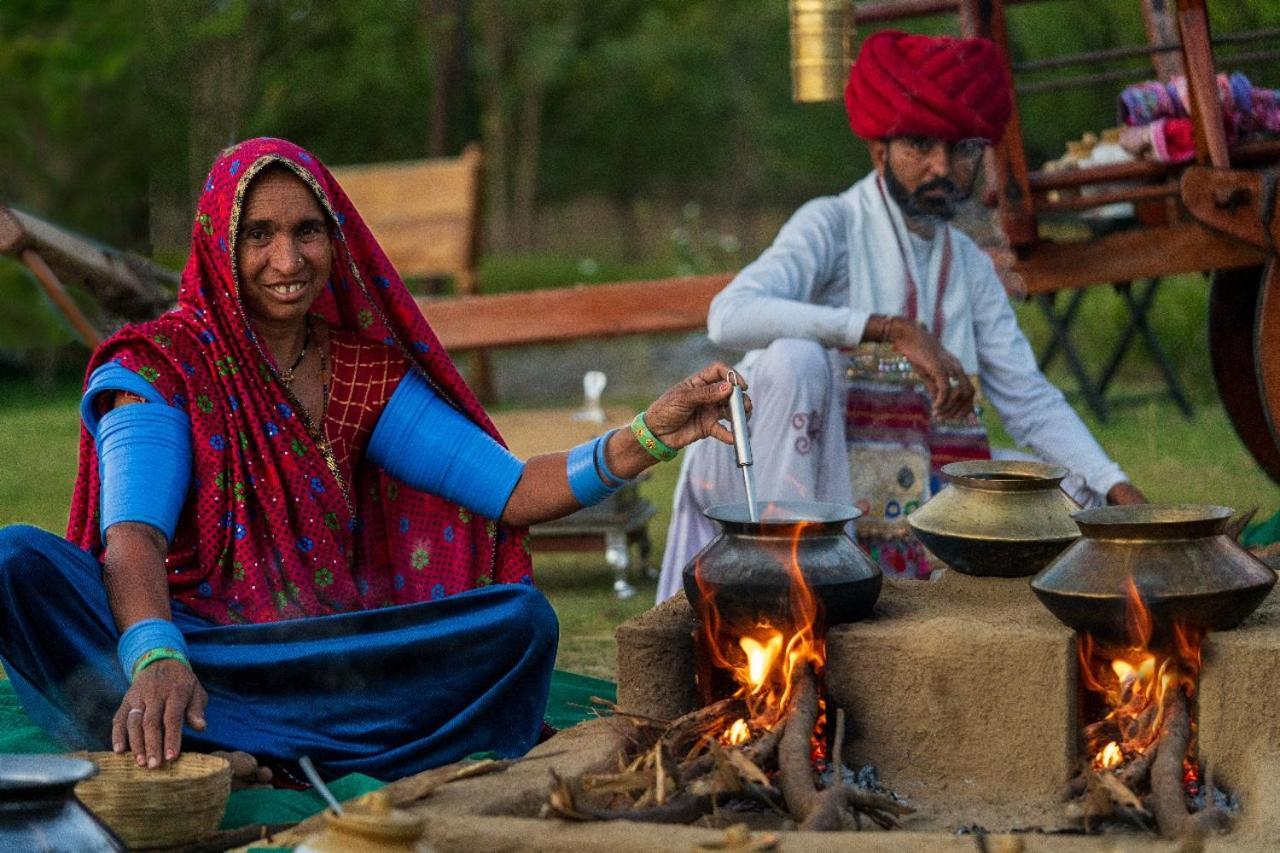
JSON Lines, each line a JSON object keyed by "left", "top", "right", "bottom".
{"left": 1209, "top": 264, "right": 1280, "bottom": 484}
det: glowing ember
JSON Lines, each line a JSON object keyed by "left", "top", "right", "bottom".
{"left": 695, "top": 521, "right": 827, "bottom": 744}
{"left": 1078, "top": 579, "right": 1203, "bottom": 775}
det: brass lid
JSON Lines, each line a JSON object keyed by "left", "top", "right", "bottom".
{"left": 324, "top": 792, "right": 424, "bottom": 841}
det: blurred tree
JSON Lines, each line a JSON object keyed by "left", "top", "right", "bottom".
{"left": 472, "top": 0, "right": 580, "bottom": 251}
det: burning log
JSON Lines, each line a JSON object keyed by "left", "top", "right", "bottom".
{"left": 777, "top": 666, "right": 842, "bottom": 831}
{"left": 1148, "top": 689, "right": 1230, "bottom": 839}
{"left": 1066, "top": 580, "right": 1235, "bottom": 839}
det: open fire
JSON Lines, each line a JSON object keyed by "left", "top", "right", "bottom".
{"left": 1067, "top": 578, "right": 1233, "bottom": 838}
{"left": 543, "top": 517, "right": 910, "bottom": 831}
{"left": 696, "top": 521, "right": 826, "bottom": 748}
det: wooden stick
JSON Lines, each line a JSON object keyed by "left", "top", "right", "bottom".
{"left": 1149, "top": 688, "right": 1230, "bottom": 838}
{"left": 19, "top": 249, "right": 103, "bottom": 347}
{"left": 777, "top": 666, "right": 843, "bottom": 831}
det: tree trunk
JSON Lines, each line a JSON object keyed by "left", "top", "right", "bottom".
{"left": 473, "top": 0, "right": 511, "bottom": 251}
{"left": 424, "top": 0, "right": 464, "bottom": 157}
{"left": 186, "top": 4, "right": 259, "bottom": 202}
{"left": 510, "top": 81, "right": 544, "bottom": 251}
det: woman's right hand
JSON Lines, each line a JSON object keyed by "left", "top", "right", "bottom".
{"left": 112, "top": 659, "right": 208, "bottom": 768}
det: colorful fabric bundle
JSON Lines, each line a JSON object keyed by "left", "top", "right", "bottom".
{"left": 844, "top": 344, "right": 990, "bottom": 580}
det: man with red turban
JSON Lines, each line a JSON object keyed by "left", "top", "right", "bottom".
{"left": 657, "top": 31, "right": 1145, "bottom": 597}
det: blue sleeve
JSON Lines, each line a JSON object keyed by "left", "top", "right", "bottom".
{"left": 96, "top": 402, "right": 193, "bottom": 543}
{"left": 367, "top": 370, "right": 526, "bottom": 520}
{"left": 81, "top": 363, "right": 170, "bottom": 439}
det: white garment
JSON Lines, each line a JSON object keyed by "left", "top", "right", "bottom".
{"left": 707, "top": 173, "right": 1127, "bottom": 498}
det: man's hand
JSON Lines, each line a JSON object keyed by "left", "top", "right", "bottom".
{"left": 885, "top": 318, "right": 975, "bottom": 420}
{"left": 112, "top": 659, "right": 208, "bottom": 768}
{"left": 1106, "top": 482, "right": 1147, "bottom": 505}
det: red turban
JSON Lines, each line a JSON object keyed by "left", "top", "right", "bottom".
{"left": 845, "top": 30, "right": 1012, "bottom": 143}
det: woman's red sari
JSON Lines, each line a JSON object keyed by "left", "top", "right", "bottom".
{"left": 66, "top": 138, "right": 532, "bottom": 625}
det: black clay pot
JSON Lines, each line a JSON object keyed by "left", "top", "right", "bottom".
{"left": 682, "top": 500, "right": 882, "bottom": 630}
{"left": 0, "top": 755, "right": 124, "bottom": 852}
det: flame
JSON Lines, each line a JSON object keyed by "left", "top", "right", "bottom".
{"left": 695, "top": 520, "right": 827, "bottom": 743}
{"left": 1078, "top": 578, "right": 1203, "bottom": 773}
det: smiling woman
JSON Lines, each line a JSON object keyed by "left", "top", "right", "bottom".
{"left": 0, "top": 137, "right": 746, "bottom": 787}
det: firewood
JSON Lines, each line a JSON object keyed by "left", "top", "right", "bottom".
{"left": 581, "top": 770, "right": 653, "bottom": 796}
{"left": 844, "top": 787, "right": 915, "bottom": 818}
{"left": 1149, "top": 689, "right": 1230, "bottom": 839}
{"left": 777, "top": 666, "right": 844, "bottom": 831}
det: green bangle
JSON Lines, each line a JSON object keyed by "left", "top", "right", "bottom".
{"left": 631, "top": 412, "right": 678, "bottom": 462}
{"left": 130, "top": 647, "right": 191, "bottom": 682}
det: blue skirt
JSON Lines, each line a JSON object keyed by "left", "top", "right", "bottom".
{"left": 0, "top": 525, "right": 557, "bottom": 781}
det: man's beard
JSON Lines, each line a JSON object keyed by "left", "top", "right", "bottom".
{"left": 883, "top": 160, "right": 962, "bottom": 222}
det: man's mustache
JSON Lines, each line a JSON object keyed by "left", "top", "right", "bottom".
{"left": 915, "top": 178, "right": 957, "bottom": 197}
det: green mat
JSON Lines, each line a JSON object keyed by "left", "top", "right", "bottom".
{"left": 0, "top": 669, "right": 615, "bottom": 829}
{"left": 1242, "top": 508, "right": 1280, "bottom": 550}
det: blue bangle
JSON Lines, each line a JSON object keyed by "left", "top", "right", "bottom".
{"left": 118, "top": 619, "right": 189, "bottom": 683}
{"left": 97, "top": 402, "right": 193, "bottom": 543}
{"left": 567, "top": 435, "right": 624, "bottom": 506}
{"left": 368, "top": 371, "right": 525, "bottom": 519}
{"left": 594, "top": 429, "right": 623, "bottom": 486}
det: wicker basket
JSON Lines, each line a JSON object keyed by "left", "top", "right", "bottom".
{"left": 73, "top": 751, "right": 231, "bottom": 849}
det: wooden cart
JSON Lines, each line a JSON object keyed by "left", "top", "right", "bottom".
{"left": 854, "top": 0, "right": 1280, "bottom": 482}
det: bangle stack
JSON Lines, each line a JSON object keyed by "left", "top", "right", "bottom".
{"left": 118, "top": 618, "right": 191, "bottom": 683}
{"left": 566, "top": 430, "right": 628, "bottom": 506}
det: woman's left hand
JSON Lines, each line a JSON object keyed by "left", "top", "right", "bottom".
{"left": 644, "top": 362, "right": 748, "bottom": 450}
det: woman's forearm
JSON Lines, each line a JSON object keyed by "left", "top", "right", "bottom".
{"left": 102, "top": 522, "right": 173, "bottom": 631}
{"left": 499, "top": 429, "right": 662, "bottom": 527}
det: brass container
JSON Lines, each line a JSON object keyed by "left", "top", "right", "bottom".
{"left": 296, "top": 792, "right": 432, "bottom": 853}
{"left": 1031, "top": 504, "right": 1277, "bottom": 641}
{"left": 789, "top": 0, "right": 853, "bottom": 103}
{"left": 907, "top": 460, "right": 1081, "bottom": 577}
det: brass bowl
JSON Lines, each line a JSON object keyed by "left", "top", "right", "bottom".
{"left": 1031, "top": 504, "right": 1277, "bottom": 641}
{"left": 907, "top": 460, "right": 1081, "bottom": 577}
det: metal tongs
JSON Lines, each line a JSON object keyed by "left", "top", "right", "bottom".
{"left": 726, "top": 369, "right": 758, "bottom": 522}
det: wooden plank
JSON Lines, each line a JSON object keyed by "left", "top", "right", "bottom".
{"left": 1035, "top": 182, "right": 1179, "bottom": 214}
{"left": 1180, "top": 165, "right": 1278, "bottom": 252}
{"left": 419, "top": 273, "right": 732, "bottom": 351}
{"left": 1177, "top": 0, "right": 1231, "bottom": 168}
{"left": 1014, "top": 222, "right": 1266, "bottom": 294}
{"left": 330, "top": 145, "right": 482, "bottom": 280}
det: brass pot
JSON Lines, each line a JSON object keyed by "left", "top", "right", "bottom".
{"left": 907, "top": 460, "right": 1081, "bottom": 577}
{"left": 1031, "top": 504, "right": 1277, "bottom": 641}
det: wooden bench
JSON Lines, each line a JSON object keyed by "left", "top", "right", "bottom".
{"left": 330, "top": 145, "right": 494, "bottom": 398}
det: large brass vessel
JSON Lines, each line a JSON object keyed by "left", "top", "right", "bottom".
{"left": 1031, "top": 504, "right": 1276, "bottom": 640}
{"left": 907, "top": 460, "right": 1081, "bottom": 577}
